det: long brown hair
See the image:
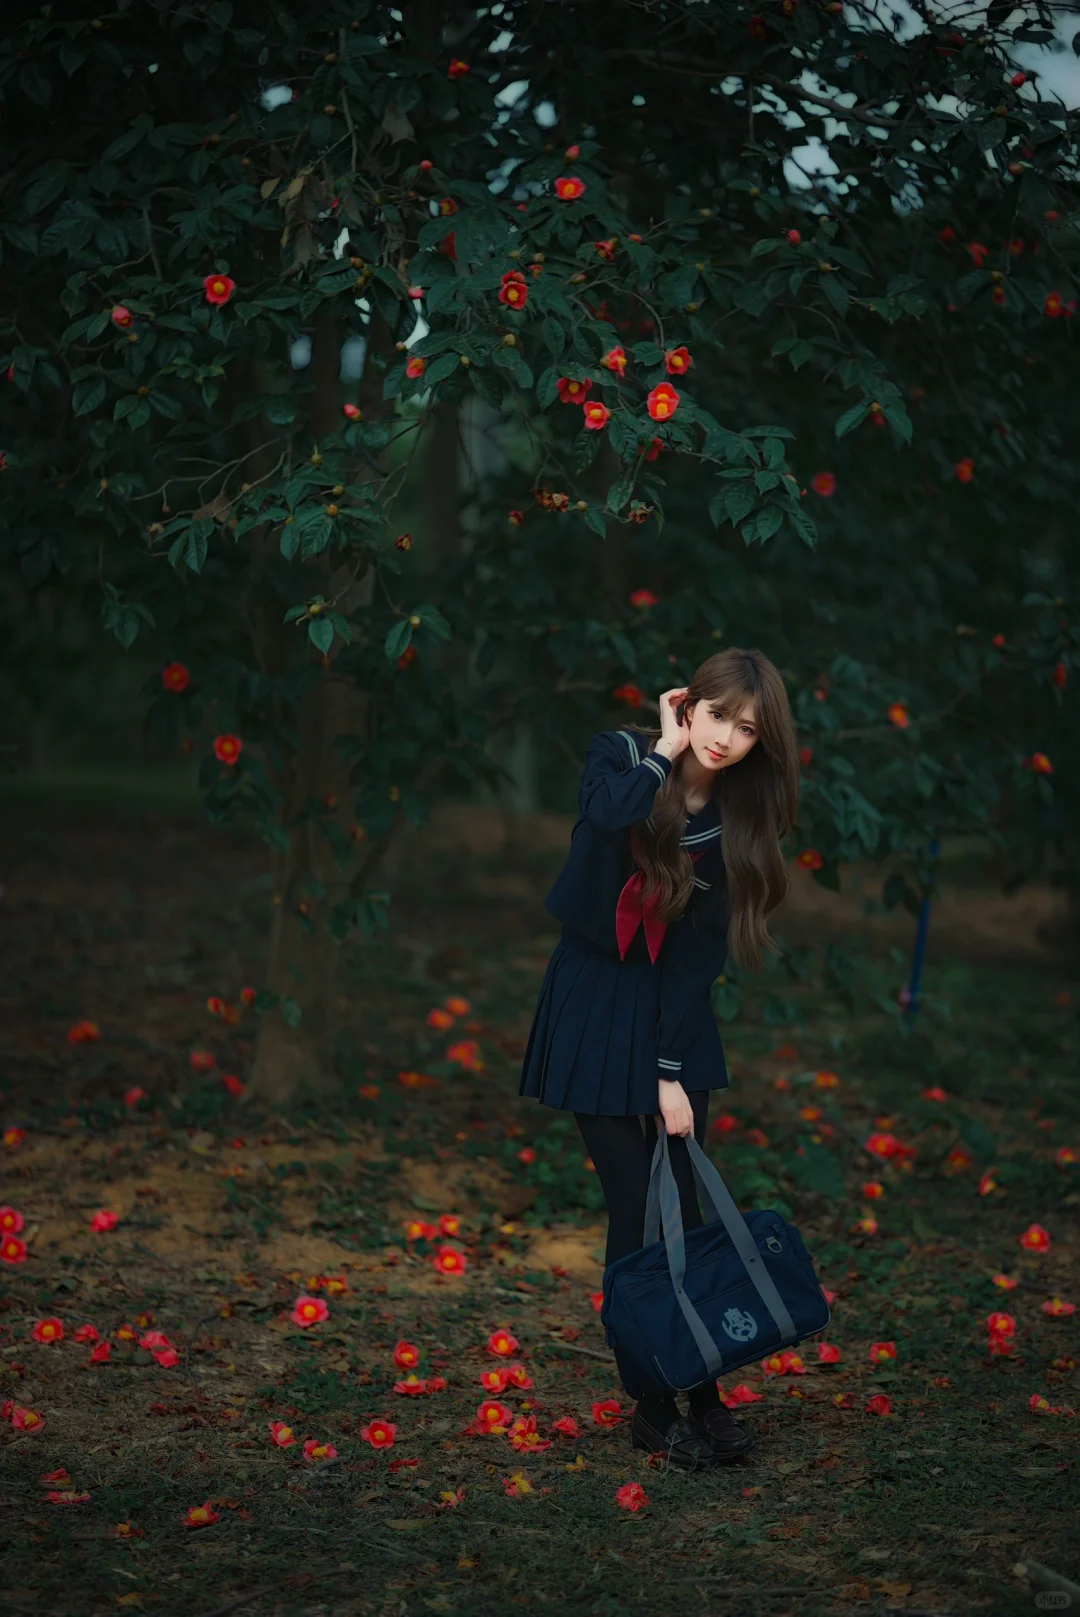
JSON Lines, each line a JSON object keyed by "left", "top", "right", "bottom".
{"left": 628, "top": 647, "right": 800, "bottom": 971}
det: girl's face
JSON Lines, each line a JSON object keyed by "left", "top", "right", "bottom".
{"left": 685, "top": 694, "right": 759, "bottom": 773}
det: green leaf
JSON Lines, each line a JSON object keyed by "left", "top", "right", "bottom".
{"left": 834, "top": 400, "right": 869, "bottom": 439}
{"left": 424, "top": 352, "right": 460, "bottom": 386}
{"left": 881, "top": 401, "right": 913, "bottom": 444}
{"left": 72, "top": 377, "right": 106, "bottom": 417}
{"left": 102, "top": 116, "right": 154, "bottom": 164}
{"left": 384, "top": 620, "right": 413, "bottom": 661}
{"left": 583, "top": 506, "right": 607, "bottom": 537}
{"left": 414, "top": 603, "right": 452, "bottom": 640}
{"left": 756, "top": 505, "right": 783, "bottom": 542}
{"left": 542, "top": 317, "right": 566, "bottom": 358}
{"left": 536, "top": 365, "right": 560, "bottom": 409}
{"left": 821, "top": 275, "right": 850, "bottom": 318}
{"left": 309, "top": 617, "right": 334, "bottom": 654}
{"left": 606, "top": 475, "right": 632, "bottom": 514}
{"left": 24, "top": 162, "right": 70, "bottom": 216}
{"left": 20, "top": 62, "right": 53, "bottom": 109}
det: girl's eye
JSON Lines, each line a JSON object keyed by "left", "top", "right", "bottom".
{"left": 712, "top": 710, "right": 753, "bottom": 735}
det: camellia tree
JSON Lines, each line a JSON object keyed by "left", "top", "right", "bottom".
{"left": 1, "top": 0, "right": 1076, "bottom": 1098}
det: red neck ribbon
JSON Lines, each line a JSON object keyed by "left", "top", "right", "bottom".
{"left": 615, "top": 852, "right": 704, "bottom": 964}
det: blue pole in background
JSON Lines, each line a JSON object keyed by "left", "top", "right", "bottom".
{"left": 905, "top": 837, "right": 940, "bottom": 1027}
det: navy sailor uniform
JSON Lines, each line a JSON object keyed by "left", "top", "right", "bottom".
{"left": 519, "top": 727, "right": 731, "bottom": 1116}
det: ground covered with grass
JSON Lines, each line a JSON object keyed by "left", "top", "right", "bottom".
{"left": 1, "top": 783, "right": 1078, "bottom": 1617}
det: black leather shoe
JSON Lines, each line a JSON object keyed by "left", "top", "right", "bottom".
{"left": 689, "top": 1402, "right": 756, "bottom": 1459}
{"left": 630, "top": 1407, "right": 716, "bottom": 1469}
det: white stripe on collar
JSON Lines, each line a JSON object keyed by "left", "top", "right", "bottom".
{"left": 618, "top": 729, "right": 641, "bottom": 767}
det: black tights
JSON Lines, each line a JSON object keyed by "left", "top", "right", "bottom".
{"left": 575, "top": 1091, "right": 722, "bottom": 1431}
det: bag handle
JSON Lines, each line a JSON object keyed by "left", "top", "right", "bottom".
{"left": 642, "top": 1129, "right": 797, "bottom": 1372}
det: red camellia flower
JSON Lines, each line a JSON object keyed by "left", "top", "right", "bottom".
{"left": 508, "top": 509, "right": 524, "bottom": 526}
{"left": 1, "top": 1236, "right": 28, "bottom": 1264}
{"left": 554, "top": 176, "right": 586, "bottom": 201}
{"left": 213, "top": 734, "right": 242, "bottom": 765}
{"left": 12, "top": 1406, "right": 45, "bottom": 1432}
{"left": 73, "top": 1324, "right": 99, "bottom": 1344}
{"left": 184, "top": 1502, "right": 220, "bottom": 1529}
{"left": 203, "top": 274, "right": 236, "bottom": 306}
{"left": 393, "top": 1340, "right": 420, "bottom": 1369}
{"left": 866, "top": 1393, "right": 892, "bottom": 1417}
{"left": 556, "top": 376, "right": 591, "bottom": 404}
{"left": 67, "top": 1020, "right": 101, "bottom": 1045}
{"left": 583, "top": 400, "right": 610, "bottom": 431}
{"left": 269, "top": 1420, "right": 296, "bottom": 1448}
{"left": 664, "top": 346, "right": 692, "bottom": 375}
{"left": 0, "top": 1206, "right": 24, "bottom": 1235}
{"left": 796, "top": 848, "right": 824, "bottom": 870}
{"left": 810, "top": 471, "right": 836, "bottom": 497}
{"left": 406, "top": 356, "right": 426, "bottom": 379}
{"left": 110, "top": 305, "right": 133, "bottom": 328}
{"left": 600, "top": 346, "right": 627, "bottom": 375}
{"left": 954, "top": 457, "right": 975, "bottom": 483}
{"left": 1011, "top": 71, "right": 1027, "bottom": 86}
{"left": 90, "top": 1209, "right": 118, "bottom": 1232}
{"left": 498, "top": 277, "right": 528, "bottom": 310}
{"left": 1044, "top": 291, "right": 1065, "bottom": 318}
{"left": 612, "top": 682, "right": 645, "bottom": 708}
{"left": 646, "top": 381, "right": 680, "bottom": 421}
{"left": 221, "top": 1074, "right": 245, "bottom": 1096}
{"left": 438, "top": 197, "right": 458, "bottom": 216}
{"left": 432, "top": 1244, "right": 466, "bottom": 1275}
{"left": 616, "top": 1481, "right": 650, "bottom": 1511}
{"left": 474, "top": 1399, "right": 514, "bottom": 1434}
{"left": 1052, "top": 662, "right": 1067, "bottom": 689}
{"left": 748, "top": 14, "right": 769, "bottom": 36}
{"left": 303, "top": 1439, "right": 338, "bottom": 1462}
{"left": 162, "top": 662, "right": 191, "bottom": 692}
{"left": 937, "top": 226, "right": 957, "bottom": 245}
{"left": 594, "top": 237, "right": 617, "bottom": 260}
{"left": 343, "top": 402, "right": 361, "bottom": 419}
{"left": 1026, "top": 752, "right": 1053, "bottom": 774}
{"left": 360, "top": 1418, "right": 397, "bottom": 1448}
{"left": 448, "top": 58, "right": 469, "bottom": 78}
{"left": 1020, "top": 1222, "right": 1051, "bottom": 1251}
{"left": 888, "top": 702, "right": 910, "bottom": 728}
{"left": 786, "top": 228, "right": 801, "bottom": 245}
{"left": 967, "top": 242, "right": 989, "bottom": 267}
{"left": 31, "top": 1318, "right": 64, "bottom": 1344}
{"left": 630, "top": 588, "right": 658, "bottom": 609}
{"left": 487, "top": 1328, "right": 520, "bottom": 1357}
{"left": 292, "top": 1294, "right": 330, "bottom": 1328}
{"left": 591, "top": 1398, "right": 625, "bottom": 1425}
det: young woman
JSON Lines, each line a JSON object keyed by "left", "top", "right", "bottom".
{"left": 520, "top": 647, "right": 800, "bottom": 1469}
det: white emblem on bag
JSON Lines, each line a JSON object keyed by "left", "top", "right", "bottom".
{"left": 721, "top": 1307, "right": 758, "bottom": 1342}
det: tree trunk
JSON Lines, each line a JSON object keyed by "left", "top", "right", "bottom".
{"left": 249, "top": 310, "right": 392, "bottom": 1102}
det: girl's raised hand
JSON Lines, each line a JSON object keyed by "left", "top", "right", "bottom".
{"left": 656, "top": 687, "right": 692, "bottom": 759}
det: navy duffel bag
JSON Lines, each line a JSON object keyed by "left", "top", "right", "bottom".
{"left": 600, "top": 1128, "right": 832, "bottom": 1397}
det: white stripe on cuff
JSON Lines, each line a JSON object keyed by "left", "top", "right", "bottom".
{"left": 658, "top": 1057, "right": 683, "bottom": 1071}
{"left": 641, "top": 754, "right": 669, "bottom": 785}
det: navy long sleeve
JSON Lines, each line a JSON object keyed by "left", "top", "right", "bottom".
{"left": 657, "top": 879, "right": 731, "bottom": 1077}
{"left": 579, "top": 729, "right": 672, "bottom": 833}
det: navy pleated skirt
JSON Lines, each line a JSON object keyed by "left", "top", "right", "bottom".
{"left": 519, "top": 925, "right": 730, "bottom": 1117}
